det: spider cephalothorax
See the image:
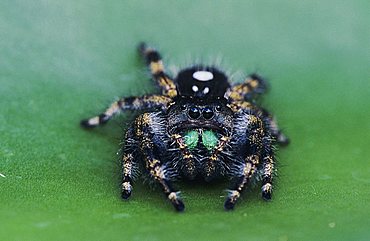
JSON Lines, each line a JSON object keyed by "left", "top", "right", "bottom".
{"left": 80, "top": 43, "right": 289, "bottom": 211}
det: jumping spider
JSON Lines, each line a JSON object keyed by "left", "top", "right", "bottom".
{"left": 80, "top": 43, "right": 289, "bottom": 211}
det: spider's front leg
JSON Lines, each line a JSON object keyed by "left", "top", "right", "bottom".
{"left": 224, "top": 113, "right": 275, "bottom": 210}
{"left": 138, "top": 42, "right": 177, "bottom": 97}
{"left": 134, "top": 112, "right": 184, "bottom": 212}
{"left": 171, "top": 134, "right": 198, "bottom": 179}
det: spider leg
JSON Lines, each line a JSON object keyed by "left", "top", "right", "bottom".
{"left": 229, "top": 100, "right": 289, "bottom": 146}
{"left": 138, "top": 42, "right": 177, "bottom": 97}
{"left": 224, "top": 113, "right": 272, "bottom": 210}
{"left": 224, "top": 155, "right": 260, "bottom": 210}
{"left": 261, "top": 155, "right": 274, "bottom": 200}
{"left": 261, "top": 109, "right": 290, "bottom": 146}
{"left": 171, "top": 134, "right": 198, "bottom": 179}
{"left": 121, "top": 127, "right": 137, "bottom": 199}
{"left": 80, "top": 95, "right": 171, "bottom": 128}
{"left": 135, "top": 113, "right": 184, "bottom": 211}
{"left": 258, "top": 111, "right": 281, "bottom": 199}
{"left": 204, "top": 135, "right": 231, "bottom": 181}
{"left": 226, "top": 73, "right": 268, "bottom": 101}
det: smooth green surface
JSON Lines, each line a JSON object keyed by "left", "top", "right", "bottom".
{"left": 1, "top": 1, "right": 369, "bottom": 241}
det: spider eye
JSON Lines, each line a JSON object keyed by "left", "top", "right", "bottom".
{"left": 215, "top": 105, "right": 222, "bottom": 112}
{"left": 202, "top": 107, "right": 214, "bottom": 120}
{"left": 181, "top": 104, "right": 187, "bottom": 110}
{"left": 188, "top": 106, "right": 201, "bottom": 119}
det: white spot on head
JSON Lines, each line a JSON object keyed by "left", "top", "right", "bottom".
{"left": 203, "top": 87, "right": 210, "bottom": 94}
{"left": 192, "top": 85, "right": 199, "bottom": 92}
{"left": 193, "top": 71, "right": 214, "bottom": 82}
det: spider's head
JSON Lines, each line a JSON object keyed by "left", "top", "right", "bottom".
{"left": 175, "top": 66, "right": 230, "bottom": 98}
{"left": 167, "top": 96, "right": 234, "bottom": 136}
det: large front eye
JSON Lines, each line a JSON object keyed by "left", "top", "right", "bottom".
{"left": 188, "top": 106, "right": 201, "bottom": 119}
{"left": 202, "top": 107, "right": 214, "bottom": 119}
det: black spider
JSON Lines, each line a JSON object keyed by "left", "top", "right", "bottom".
{"left": 80, "top": 43, "right": 289, "bottom": 211}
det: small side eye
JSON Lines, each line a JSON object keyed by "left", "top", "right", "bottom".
{"left": 181, "top": 104, "right": 187, "bottom": 110}
{"left": 215, "top": 105, "right": 222, "bottom": 112}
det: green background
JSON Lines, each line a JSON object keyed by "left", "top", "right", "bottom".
{"left": 1, "top": 1, "right": 369, "bottom": 240}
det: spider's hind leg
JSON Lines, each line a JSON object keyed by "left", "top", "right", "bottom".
{"left": 227, "top": 73, "right": 268, "bottom": 101}
{"left": 138, "top": 42, "right": 177, "bottom": 97}
{"left": 260, "top": 108, "right": 290, "bottom": 146}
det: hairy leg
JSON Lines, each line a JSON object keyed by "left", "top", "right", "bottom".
{"left": 138, "top": 42, "right": 177, "bottom": 97}
{"left": 228, "top": 100, "right": 289, "bottom": 146}
{"left": 135, "top": 113, "right": 184, "bottom": 211}
{"left": 224, "top": 113, "right": 275, "bottom": 210}
{"left": 226, "top": 73, "right": 267, "bottom": 101}
{"left": 80, "top": 95, "right": 171, "bottom": 128}
{"left": 121, "top": 127, "right": 137, "bottom": 199}
{"left": 171, "top": 133, "right": 198, "bottom": 180}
